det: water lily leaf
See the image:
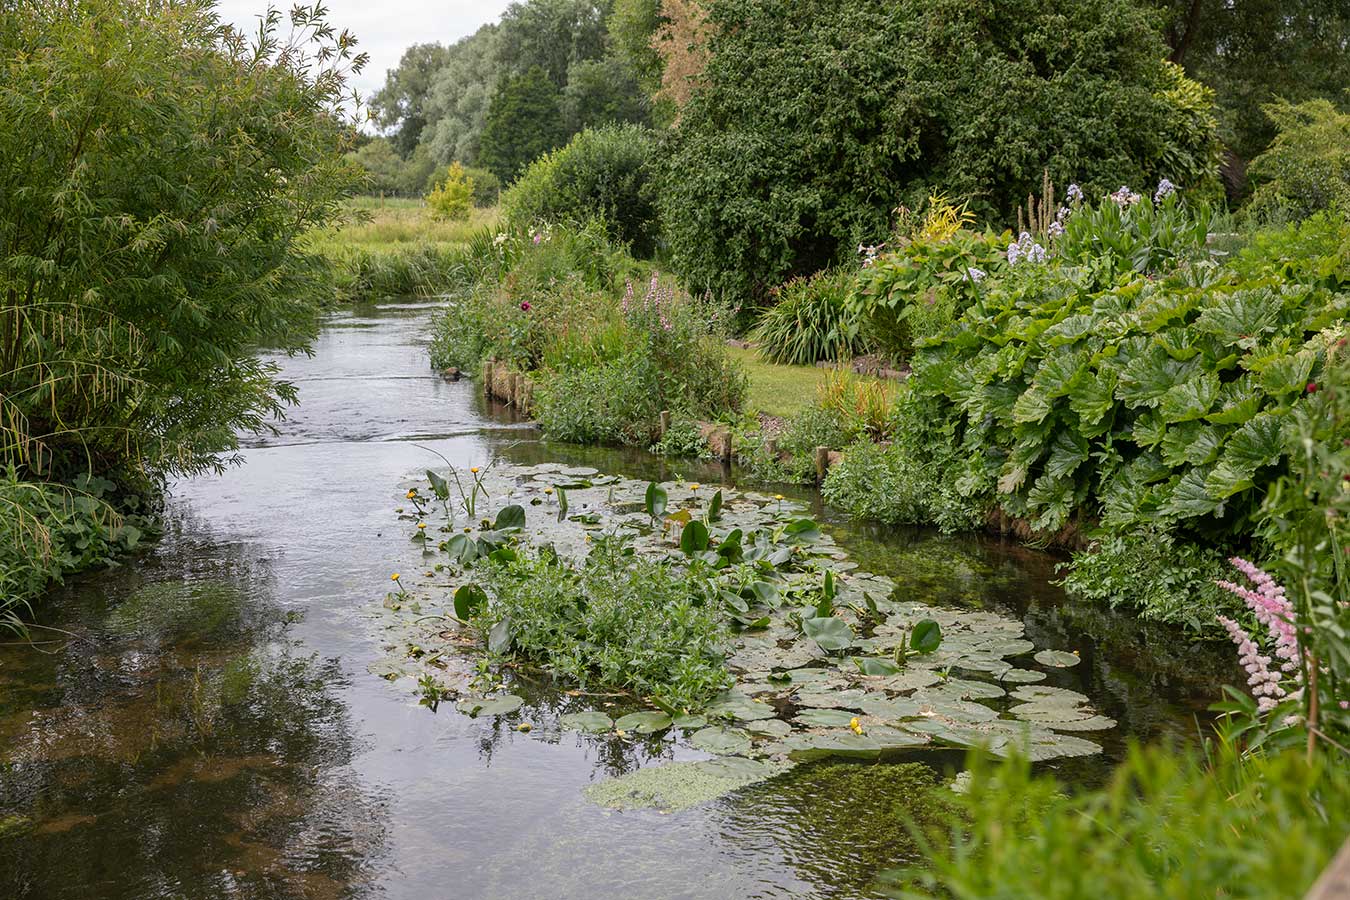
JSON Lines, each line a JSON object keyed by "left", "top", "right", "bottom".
{"left": 783, "top": 518, "right": 822, "bottom": 543}
{"left": 922, "top": 679, "right": 1006, "bottom": 701}
{"left": 857, "top": 696, "right": 922, "bottom": 720}
{"left": 680, "top": 520, "right": 710, "bottom": 555}
{"left": 853, "top": 657, "right": 902, "bottom": 676}
{"left": 1043, "top": 715, "right": 1117, "bottom": 732}
{"left": 1000, "top": 668, "right": 1048, "bottom": 683}
{"left": 673, "top": 713, "right": 707, "bottom": 730}
{"left": 708, "top": 490, "right": 724, "bottom": 522}
{"left": 867, "top": 726, "right": 932, "bottom": 750}
{"left": 425, "top": 469, "right": 449, "bottom": 499}
{"left": 645, "top": 482, "right": 668, "bottom": 519}
{"left": 457, "top": 694, "right": 523, "bottom": 718}
{"left": 1010, "top": 702, "right": 1096, "bottom": 723}
{"left": 793, "top": 688, "right": 867, "bottom": 711}
{"left": 793, "top": 708, "right": 858, "bottom": 728}
{"left": 781, "top": 732, "right": 881, "bottom": 761}
{"left": 880, "top": 670, "right": 942, "bottom": 692}
{"left": 454, "top": 583, "right": 487, "bottom": 620}
{"left": 910, "top": 619, "right": 943, "bottom": 654}
{"left": 494, "top": 504, "right": 526, "bottom": 530}
{"left": 560, "top": 711, "right": 614, "bottom": 733}
{"left": 488, "top": 616, "right": 512, "bottom": 654}
{"left": 690, "top": 727, "right": 753, "bottom": 756}
{"left": 1033, "top": 649, "right": 1081, "bottom": 668}
{"left": 743, "top": 718, "right": 791, "bottom": 739}
{"left": 706, "top": 695, "right": 779, "bottom": 722}
{"left": 802, "top": 616, "right": 853, "bottom": 651}
{"left": 615, "top": 711, "right": 673, "bottom": 734}
{"left": 747, "top": 581, "right": 780, "bottom": 606}
{"left": 446, "top": 533, "right": 479, "bottom": 564}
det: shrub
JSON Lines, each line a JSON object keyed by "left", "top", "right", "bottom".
{"left": 426, "top": 161, "right": 474, "bottom": 220}
{"left": 474, "top": 538, "right": 732, "bottom": 708}
{"left": 659, "top": 0, "right": 1221, "bottom": 303}
{"left": 502, "top": 124, "right": 659, "bottom": 255}
{"left": 885, "top": 744, "right": 1350, "bottom": 899}
{"left": 854, "top": 227, "right": 1008, "bottom": 360}
{"left": 751, "top": 269, "right": 867, "bottom": 365}
{"left": 1247, "top": 99, "right": 1350, "bottom": 223}
{"left": 463, "top": 166, "right": 501, "bottom": 207}
{"left": 1058, "top": 529, "right": 1236, "bottom": 630}
{"left": 906, "top": 192, "right": 1344, "bottom": 541}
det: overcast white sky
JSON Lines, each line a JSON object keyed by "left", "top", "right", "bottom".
{"left": 213, "top": 0, "right": 515, "bottom": 101}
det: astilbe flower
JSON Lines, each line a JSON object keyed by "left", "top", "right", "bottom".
{"left": 1219, "top": 557, "right": 1302, "bottom": 675}
{"left": 1216, "top": 557, "right": 1305, "bottom": 713}
{"left": 1154, "top": 178, "right": 1177, "bottom": 202}
{"left": 1217, "top": 616, "right": 1286, "bottom": 712}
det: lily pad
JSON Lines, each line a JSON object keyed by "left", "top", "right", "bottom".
{"left": 673, "top": 713, "right": 708, "bottom": 729}
{"left": 743, "top": 718, "right": 791, "bottom": 739}
{"left": 793, "top": 708, "right": 859, "bottom": 728}
{"left": 1000, "top": 668, "right": 1048, "bottom": 684}
{"left": 802, "top": 616, "right": 854, "bottom": 651}
{"left": 1043, "top": 715, "right": 1117, "bottom": 732}
{"left": 780, "top": 732, "right": 882, "bottom": 761}
{"left": 1033, "top": 649, "right": 1082, "bottom": 668}
{"left": 690, "top": 726, "right": 754, "bottom": 756}
{"left": 560, "top": 711, "right": 614, "bottom": 733}
{"left": 615, "top": 711, "right": 673, "bottom": 734}
{"left": 456, "top": 694, "right": 524, "bottom": 718}
{"left": 792, "top": 688, "right": 867, "bottom": 711}
{"left": 1012, "top": 686, "right": 1090, "bottom": 704}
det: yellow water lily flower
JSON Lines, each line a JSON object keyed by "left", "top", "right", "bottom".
{"left": 516, "top": 723, "right": 533, "bottom": 733}
{"left": 615, "top": 729, "right": 628, "bottom": 738}
{"left": 774, "top": 494, "right": 785, "bottom": 501}
{"left": 849, "top": 717, "right": 864, "bottom": 735}
{"left": 417, "top": 522, "right": 426, "bottom": 530}
{"left": 544, "top": 487, "right": 554, "bottom": 495}
{"left": 690, "top": 483, "right": 701, "bottom": 491}
{"left": 390, "top": 573, "right": 401, "bottom": 581}
{"left": 406, "top": 489, "right": 417, "bottom": 499}
{"left": 470, "top": 467, "right": 480, "bottom": 474}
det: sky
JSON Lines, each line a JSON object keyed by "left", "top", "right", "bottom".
{"left": 213, "top": 0, "right": 515, "bottom": 102}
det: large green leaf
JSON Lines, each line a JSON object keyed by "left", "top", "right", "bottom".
{"left": 1193, "top": 288, "right": 1281, "bottom": 347}
{"left": 680, "top": 520, "right": 710, "bottom": 555}
{"left": 1116, "top": 345, "right": 1199, "bottom": 408}
{"left": 1158, "top": 372, "right": 1219, "bottom": 423}
{"left": 494, "top": 504, "right": 526, "bottom": 530}
{"left": 910, "top": 619, "right": 943, "bottom": 653}
{"left": 802, "top": 616, "right": 854, "bottom": 651}
{"left": 1067, "top": 367, "right": 1118, "bottom": 430}
{"left": 1205, "top": 412, "right": 1286, "bottom": 499}
{"left": 645, "top": 482, "right": 668, "bottom": 519}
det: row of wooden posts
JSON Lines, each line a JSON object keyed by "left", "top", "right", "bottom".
{"left": 478, "top": 358, "right": 839, "bottom": 482}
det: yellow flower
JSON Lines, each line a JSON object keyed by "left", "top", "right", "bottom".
{"left": 516, "top": 722, "right": 532, "bottom": 733}
{"left": 615, "top": 729, "right": 627, "bottom": 738}
{"left": 470, "top": 467, "right": 480, "bottom": 474}
{"left": 690, "top": 483, "right": 701, "bottom": 491}
{"left": 417, "top": 522, "right": 426, "bottom": 530}
{"left": 406, "top": 489, "right": 417, "bottom": 499}
{"left": 390, "top": 573, "right": 400, "bottom": 581}
{"left": 774, "top": 494, "right": 785, "bottom": 501}
{"left": 464, "top": 527, "right": 472, "bottom": 533}
{"left": 849, "top": 717, "right": 864, "bottom": 735}
{"left": 1072, "top": 649, "right": 1081, "bottom": 656}
{"left": 544, "top": 487, "right": 554, "bottom": 495}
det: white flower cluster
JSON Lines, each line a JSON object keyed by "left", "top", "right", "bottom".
{"left": 858, "top": 242, "right": 886, "bottom": 268}
{"left": 1006, "top": 231, "right": 1046, "bottom": 267}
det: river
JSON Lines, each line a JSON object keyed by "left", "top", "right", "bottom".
{"left": 0, "top": 298, "right": 1233, "bottom": 899}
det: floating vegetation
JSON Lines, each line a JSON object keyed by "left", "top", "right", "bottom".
{"left": 584, "top": 757, "right": 790, "bottom": 812}
{"left": 375, "top": 463, "right": 1118, "bottom": 808}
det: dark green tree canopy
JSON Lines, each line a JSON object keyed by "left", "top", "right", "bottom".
{"left": 659, "top": 0, "right": 1222, "bottom": 304}
{"left": 479, "top": 65, "right": 570, "bottom": 182}
{"left": 1157, "top": 0, "right": 1350, "bottom": 167}
{"left": 370, "top": 42, "right": 452, "bottom": 156}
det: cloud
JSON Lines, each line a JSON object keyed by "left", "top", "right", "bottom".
{"left": 211, "top": 0, "right": 514, "bottom": 100}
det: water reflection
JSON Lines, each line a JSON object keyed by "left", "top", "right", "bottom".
{"left": 0, "top": 522, "right": 384, "bottom": 899}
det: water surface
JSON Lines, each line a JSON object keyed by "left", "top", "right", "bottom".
{"left": 0, "top": 299, "right": 1232, "bottom": 899}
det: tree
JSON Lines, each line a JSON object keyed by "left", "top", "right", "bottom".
{"left": 479, "top": 66, "right": 569, "bottom": 183}
{"left": 607, "top": 0, "right": 665, "bottom": 93}
{"left": 370, "top": 42, "right": 452, "bottom": 157}
{"left": 497, "top": 0, "right": 612, "bottom": 87}
{"left": 659, "top": 0, "right": 1222, "bottom": 304}
{"left": 346, "top": 137, "right": 404, "bottom": 194}
{"left": 562, "top": 56, "right": 650, "bottom": 133}
{"left": 0, "top": 0, "right": 362, "bottom": 483}
{"left": 1155, "top": 0, "right": 1350, "bottom": 170}
{"left": 421, "top": 24, "right": 503, "bottom": 167}
{"left": 428, "top": 162, "right": 475, "bottom": 220}
{"left": 652, "top": 0, "right": 710, "bottom": 113}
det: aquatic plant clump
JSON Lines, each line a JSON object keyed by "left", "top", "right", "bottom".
{"left": 375, "top": 462, "right": 1118, "bottom": 803}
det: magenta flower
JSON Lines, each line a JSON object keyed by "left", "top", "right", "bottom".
{"left": 519, "top": 301, "right": 531, "bottom": 312}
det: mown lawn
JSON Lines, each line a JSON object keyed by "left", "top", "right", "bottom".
{"left": 728, "top": 347, "right": 835, "bottom": 418}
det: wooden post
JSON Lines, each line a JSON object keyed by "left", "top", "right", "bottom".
{"left": 1305, "top": 837, "right": 1350, "bottom": 899}
{"left": 814, "top": 446, "right": 830, "bottom": 483}
{"left": 512, "top": 373, "right": 525, "bottom": 408}
{"left": 660, "top": 410, "right": 671, "bottom": 437}
{"left": 482, "top": 358, "right": 495, "bottom": 399}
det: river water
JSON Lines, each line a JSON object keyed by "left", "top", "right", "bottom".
{"left": 0, "top": 299, "right": 1233, "bottom": 899}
